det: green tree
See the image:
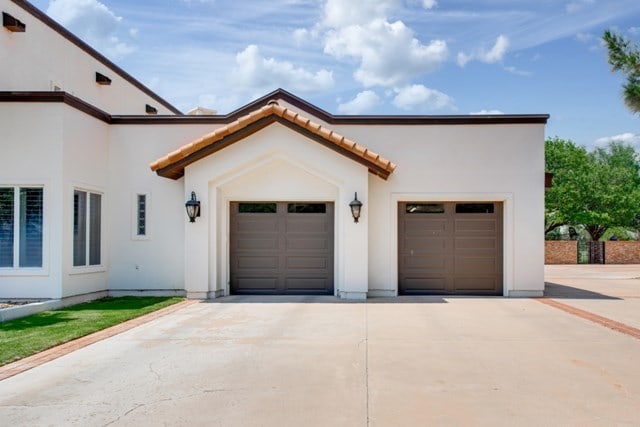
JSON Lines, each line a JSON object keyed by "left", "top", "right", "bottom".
{"left": 544, "top": 137, "right": 591, "bottom": 234}
{"left": 545, "top": 138, "right": 640, "bottom": 240}
{"left": 603, "top": 30, "right": 640, "bottom": 113}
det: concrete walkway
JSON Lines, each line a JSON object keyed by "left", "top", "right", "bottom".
{"left": 0, "top": 268, "right": 639, "bottom": 426}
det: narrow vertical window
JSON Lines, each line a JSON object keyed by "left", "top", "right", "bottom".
{"left": 89, "top": 193, "right": 101, "bottom": 266}
{"left": 19, "top": 188, "right": 43, "bottom": 267}
{"left": 73, "top": 189, "right": 101, "bottom": 267}
{"left": 137, "top": 194, "right": 146, "bottom": 236}
{"left": 0, "top": 186, "right": 43, "bottom": 269}
{"left": 0, "top": 188, "right": 15, "bottom": 268}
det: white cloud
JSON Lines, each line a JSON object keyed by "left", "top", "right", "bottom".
{"left": 47, "top": 0, "right": 135, "bottom": 58}
{"left": 319, "top": 0, "right": 447, "bottom": 87}
{"left": 392, "top": 84, "right": 455, "bottom": 111}
{"left": 566, "top": 0, "right": 595, "bottom": 14}
{"left": 323, "top": 0, "right": 399, "bottom": 27}
{"left": 470, "top": 109, "right": 504, "bottom": 115}
{"left": 324, "top": 19, "right": 448, "bottom": 87}
{"left": 457, "top": 35, "right": 509, "bottom": 67}
{"left": 421, "top": 0, "right": 437, "bottom": 9}
{"left": 232, "top": 45, "right": 334, "bottom": 95}
{"left": 337, "top": 91, "right": 382, "bottom": 114}
{"left": 504, "top": 66, "right": 532, "bottom": 77}
{"left": 629, "top": 27, "right": 640, "bottom": 36}
{"left": 594, "top": 133, "right": 640, "bottom": 146}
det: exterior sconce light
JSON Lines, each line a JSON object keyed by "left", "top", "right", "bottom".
{"left": 349, "top": 192, "right": 363, "bottom": 223}
{"left": 185, "top": 191, "right": 201, "bottom": 223}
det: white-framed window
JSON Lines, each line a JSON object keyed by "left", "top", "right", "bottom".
{"left": 0, "top": 186, "right": 43, "bottom": 268}
{"left": 132, "top": 192, "right": 151, "bottom": 240}
{"left": 73, "top": 189, "right": 102, "bottom": 267}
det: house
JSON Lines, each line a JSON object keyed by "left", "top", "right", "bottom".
{"left": 0, "top": 0, "right": 548, "bottom": 302}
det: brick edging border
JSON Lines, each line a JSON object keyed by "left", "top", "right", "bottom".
{"left": 536, "top": 298, "right": 640, "bottom": 340}
{"left": 0, "top": 299, "right": 199, "bottom": 382}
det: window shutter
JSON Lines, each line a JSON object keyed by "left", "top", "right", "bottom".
{"left": 73, "top": 190, "right": 87, "bottom": 266}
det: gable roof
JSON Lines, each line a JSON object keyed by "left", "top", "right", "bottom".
{"left": 150, "top": 102, "right": 397, "bottom": 180}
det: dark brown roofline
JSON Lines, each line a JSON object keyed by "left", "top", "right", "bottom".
{"left": 10, "top": 0, "right": 182, "bottom": 115}
{"left": 1, "top": 89, "right": 550, "bottom": 126}
{"left": 111, "top": 88, "right": 549, "bottom": 125}
{"left": 0, "top": 91, "right": 111, "bottom": 122}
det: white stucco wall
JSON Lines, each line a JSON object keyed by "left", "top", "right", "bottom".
{"left": 335, "top": 123, "right": 545, "bottom": 296}
{"left": 59, "top": 107, "right": 110, "bottom": 297}
{"left": 106, "top": 124, "right": 220, "bottom": 295}
{"left": 0, "top": 0, "right": 176, "bottom": 115}
{"left": 0, "top": 103, "right": 63, "bottom": 299}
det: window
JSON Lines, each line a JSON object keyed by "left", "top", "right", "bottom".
{"left": 287, "top": 203, "right": 326, "bottom": 213}
{"left": 405, "top": 203, "right": 445, "bottom": 214}
{"left": 455, "top": 203, "right": 494, "bottom": 214}
{"left": 136, "top": 194, "right": 147, "bottom": 236}
{"left": 73, "top": 190, "right": 102, "bottom": 267}
{"left": 238, "top": 203, "right": 277, "bottom": 213}
{"left": 0, "top": 187, "right": 43, "bottom": 268}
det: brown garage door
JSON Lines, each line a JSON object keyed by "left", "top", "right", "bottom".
{"left": 230, "top": 202, "right": 334, "bottom": 295}
{"left": 398, "top": 202, "right": 503, "bottom": 295}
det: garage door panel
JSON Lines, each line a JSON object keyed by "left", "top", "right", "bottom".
{"left": 286, "top": 237, "right": 329, "bottom": 251}
{"left": 455, "top": 219, "right": 497, "bottom": 233}
{"left": 404, "top": 219, "right": 447, "bottom": 234}
{"left": 286, "top": 218, "right": 328, "bottom": 233}
{"left": 455, "top": 257, "right": 497, "bottom": 275}
{"left": 235, "top": 277, "right": 279, "bottom": 291}
{"left": 234, "top": 218, "right": 279, "bottom": 233}
{"left": 455, "top": 238, "right": 497, "bottom": 250}
{"left": 403, "top": 255, "right": 446, "bottom": 269}
{"left": 287, "top": 256, "right": 327, "bottom": 269}
{"left": 284, "top": 278, "right": 330, "bottom": 291}
{"left": 403, "top": 277, "right": 446, "bottom": 292}
{"left": 236, "top": 238, "right": 279, "bottom": 250}
{"left": 236, "top": 256, "right": 279, "bottom": 269}
{"left": 402, "top": 237, "right": 448, "bottom": 252}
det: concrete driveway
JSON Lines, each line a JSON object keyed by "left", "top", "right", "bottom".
{"left": 1, "top": 267, "right": 640, "bottom": 426}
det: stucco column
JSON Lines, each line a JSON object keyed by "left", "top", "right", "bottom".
{"left": 184, "top": 176, "right": 209, "bottom": 299}
{"left": 338, "top": 179, "right": 369, "bottom": 300}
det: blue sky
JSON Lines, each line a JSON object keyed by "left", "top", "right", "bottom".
{"left": 28, "top": 0, "right": 640, "bottom": 147}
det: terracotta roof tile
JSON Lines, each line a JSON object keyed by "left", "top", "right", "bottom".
{"left": 150, "top": 103, "right": 397, "bottom": 179}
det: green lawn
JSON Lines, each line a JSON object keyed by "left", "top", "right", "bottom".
{"left": 0, "top": 296, "right": 183, "bottom": 366}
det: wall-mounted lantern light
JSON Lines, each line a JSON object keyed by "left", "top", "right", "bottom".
{"left": 349, "top": 192, "right": 363, "bottom": 223}
{"left": 185, "top": 191, "right": 201, "bottom": 223}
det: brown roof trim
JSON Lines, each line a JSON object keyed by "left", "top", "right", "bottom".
{"left": 150, "top": 103, "right": 397, "bottom": 180}
{"left": 111, "top": 88, "right": 549, "bottom": 125}
{"left": 0, "top": 91, "right": 111, "bottom": 122}
{"left": 10, "top": 0, "right": 182, "bottom": 115}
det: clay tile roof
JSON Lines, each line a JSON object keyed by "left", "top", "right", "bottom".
{"left": 150, "top": 103, "right": 397, "bottom": 180}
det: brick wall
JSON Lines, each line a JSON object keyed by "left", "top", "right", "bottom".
{"left": 605, "top": 241, "right": 640, "bottom": 264}
{"left": 545, "top": 241, "right": 577, "bottom": 264}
